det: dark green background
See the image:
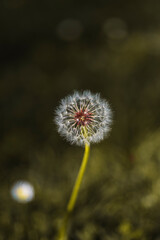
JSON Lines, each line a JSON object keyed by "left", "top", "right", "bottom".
{"left": 1, "top": 0, "right": 160, "bottom": 239}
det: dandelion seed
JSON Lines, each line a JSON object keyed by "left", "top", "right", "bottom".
{"left": 11, "top": 181, "right": 35, "bottom": 203}
{"left": 55, "top": 90, "right": 112, "bottom": 146}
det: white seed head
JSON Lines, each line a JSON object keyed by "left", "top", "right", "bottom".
{"left": 55, "top": 90, "right": 112, "bottom": 146}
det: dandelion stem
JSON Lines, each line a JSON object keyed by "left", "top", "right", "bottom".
{"left": 57, "top": 142, "right": 90, "bottom": 240}
{"left": 67, "top": 142, "right": 90, "bottom": 212}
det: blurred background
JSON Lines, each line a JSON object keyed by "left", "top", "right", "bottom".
{"left": 1, "top": 0, "right": 160, "bottom": 239}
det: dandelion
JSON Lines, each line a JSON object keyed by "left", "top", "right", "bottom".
{"left": 11, "top": 181, "right": 35, "bottom": 203}
{"left": 55, "top": 90, "right": 112, "bottom": 146}
{"left": 55, "top": 90, "right": 112, "bottom": 240}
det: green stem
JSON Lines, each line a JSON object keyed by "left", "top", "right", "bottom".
{"left": 57, "top": 142, "right": 90, "bottom": 240}
{"left": 67, "top": 143, "right": 90, "bottom": 212}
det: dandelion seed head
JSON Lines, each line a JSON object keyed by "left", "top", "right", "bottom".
{"left": 55, "top": 90, "right": 112, "bottom": 146}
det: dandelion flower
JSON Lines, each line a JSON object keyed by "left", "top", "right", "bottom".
{"left": 55, "top": 90, "right": 112, "bottom": 146}
{"left": 11, "top": 181, "right": 35, "bottom": 203}
{"left": 55, "top": 90, "right": 112, "bottom": 240}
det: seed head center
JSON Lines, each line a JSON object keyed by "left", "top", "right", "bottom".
{"left": 74, "top": 110, "right": 92, "bottom": 126}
